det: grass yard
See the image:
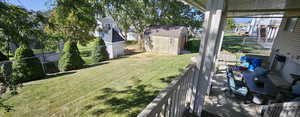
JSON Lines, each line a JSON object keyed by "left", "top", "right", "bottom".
{"left": 1, "top": 53, "right": 196, "bottom": 117}
{"left": 222, "top": 36, "right": 270, "bottom": 55}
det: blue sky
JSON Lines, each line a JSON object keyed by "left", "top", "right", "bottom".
{"left": 7, "top": 0, "right": 51, "bottom": 11}
{"left": 234, "top": 18, "right": 252, "bottom": 23}
{"left": 7, "top": 1, "right": 252, "bottom": 23}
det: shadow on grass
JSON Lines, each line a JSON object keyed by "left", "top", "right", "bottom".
{"left": 83, "top": 62, "right": 109, "bottom": 68}
{"left": 84, "top": 68, "right": 185, "bottom": 117}
{"left": 45, "top": 71, "right": 76, "bottom": 79}
{"left": 160, "top": 75, "right": 178, "bottom": 83}
{"left": 222, "top": 36, "right": 269, "bottom": 53}
{"left": 86, "top": 80, "right": 160, "bottom": 117}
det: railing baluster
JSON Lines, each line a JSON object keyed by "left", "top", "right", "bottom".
{"left": 137, "top": 64, "right": 207, "bottom": 117}
{"left": 170, "top": 90, "right": 176, "bottom": 117}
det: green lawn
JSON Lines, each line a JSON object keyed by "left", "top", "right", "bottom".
{"left": 222, "top": 36, "right": 270, "bottom": 55}
{"left": 1, "top": 53, "right": 196, "bottom": 117}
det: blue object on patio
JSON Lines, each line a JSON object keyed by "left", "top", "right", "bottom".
{"left": 242, "top": 62, "right": 250, "bottom": 68}
{"left": 240, "top": 56, "right": 263, "bottom": 70}
{"left": 292, "top": 84, "right": 300, "bottom": 96}
{"left": 226, "top": 67, "right": 248, "bottom": 96}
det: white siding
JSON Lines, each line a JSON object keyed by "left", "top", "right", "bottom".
{"left": 273, "top": 18, "right": 300, "bottom": 64}
{"left": 271, "top": 18, "right": 300, "bottom": 83}
{"left": 105, "top": 42, "right": 124, "bottom": 59}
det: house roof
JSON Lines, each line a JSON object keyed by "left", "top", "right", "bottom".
{"left": 144, "top": 26, "right": 187, "bottom": 38}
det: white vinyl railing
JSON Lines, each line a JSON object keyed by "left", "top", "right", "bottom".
{"left": 262, "top": 101, "right": 300, "bottom": 117}
{"left": 138, "top": 63, "right": 207, "bottom": 117}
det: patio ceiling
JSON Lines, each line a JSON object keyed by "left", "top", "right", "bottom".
{"left": 182, "top": 0, "right": 300, "bottom": 17}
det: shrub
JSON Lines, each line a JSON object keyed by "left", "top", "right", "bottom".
{"left": 92, "top": 38, "right": 109, "bottom": 62}
{"left": 0, "top": 51, "right": 8, "bottom": 61}
{"left": 12, "top": 45, "right": 45, "bottom": 83}
{"left": 186, "top": 40, "right": 200, "bottom": 53}
{"left": 59, "top": 41, "right": 85, "bottom": 71}
{"left": 44, "top": 62, "right": 59, "bottom": 73}
{"left": 80, "top": 50, "right": 92, "bottom": 57}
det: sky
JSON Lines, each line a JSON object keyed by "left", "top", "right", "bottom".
{"left": 7, "top": 0, "right": 52, "bottom": 11}
{"left": 7, "top": 0, "right": 252, "bottom": 23}
{"left": 234, "top": 18, "right": 252, "bottom": 23}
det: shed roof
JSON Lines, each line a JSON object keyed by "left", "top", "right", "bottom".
{"left": 111, "top": 29, "right": 125, "bottom": 42}
{"left": 144, "top": 26, "right": 187, "bottom": 38}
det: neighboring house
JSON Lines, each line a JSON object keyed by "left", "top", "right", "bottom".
{"left": 248, "top": 15, "right": 282, "bottom": 45}
{"left": 126, "top": 28, "right": 140, "bottom": 41}
{"left": 144, "top": 26, "right": 188, "bottom": 55}
{"left": 94, "top": 16, "right": 125, "bottom": 59}
{"left": 233, "top": 22, "right": 251, "bottom": 34}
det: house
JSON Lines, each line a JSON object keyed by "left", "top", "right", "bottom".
{"left": 94, "top": 16, "right": 125, "bottom": 59}
{"left": 233, "top": 22, "right": 251, "bottom": 34}
{"left": 144, "top": 26, "right": 188, "bottom": 55}
{"left": 248, "top": 15, "right": 283, "bottom": 48}
{"left": 138, "top": 0, "right": 300, "bottom": 117}
{"left": 126, "top": 28, "right": 140, "bottom": 41}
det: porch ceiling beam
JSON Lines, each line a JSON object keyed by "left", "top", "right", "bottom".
{"left": 226, "top": 16, "right": 300, "bottom": 18}
{"left": 228, "top": 8, "right": 300, "bottom": 13}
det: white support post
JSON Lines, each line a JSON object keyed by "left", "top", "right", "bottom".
{"left": 193, "top": 0, "right": 226, "bottom": 116}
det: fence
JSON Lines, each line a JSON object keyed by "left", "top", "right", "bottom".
{"left": 262, "top": 101, "right": 300, "bottom": 117}
{"left": 137, "top": 63, "right": 208, "bottom": 117}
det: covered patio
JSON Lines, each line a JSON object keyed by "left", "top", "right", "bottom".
{"left": 138, "top": 0, "right": 300, "bottom": 117}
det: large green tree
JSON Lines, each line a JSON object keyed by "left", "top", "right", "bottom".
{"left": 226, "top": 18, "right": 236, "bottom": 31}
{"left": 100, "top": 0, "right": 203, "bottom": 50}
{"left": 45, "top": 0, "right": 98, "bottom": 70}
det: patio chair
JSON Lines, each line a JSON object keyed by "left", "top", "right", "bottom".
{"left": 226, "top": 67, "right": 248, "bottom": 97}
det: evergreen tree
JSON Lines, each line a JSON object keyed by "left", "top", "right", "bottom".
{"left": 58, "top": 41, "right": 85, "bottom": 71}
{"left": 92, "top": 38, "right": 109, "bottom": 62}
{"left": 12, "top": 45, "right": 45, "bottom": 83}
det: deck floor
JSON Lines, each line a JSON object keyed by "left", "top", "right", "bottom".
{"left": 203, "top": 51, "right": 262, "bottom": 117}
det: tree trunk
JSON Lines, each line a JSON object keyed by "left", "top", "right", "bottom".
{"left": 138, "top": 33, "right": 145, "bottom": 52}
{"left": 124, "top": 31, "right": 128, "bottom": 41}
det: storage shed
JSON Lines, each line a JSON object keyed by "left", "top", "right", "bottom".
{"left": 103, "top": 29, "right": 125, "bottom": 59}
{"left": 144, "top": 26, "right": 188, "bottom": 55}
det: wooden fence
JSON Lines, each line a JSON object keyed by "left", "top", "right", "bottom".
{"left": 137, "top": 63, "right": 207, "bottom": 117}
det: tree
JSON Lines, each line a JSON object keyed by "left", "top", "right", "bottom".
{"left": 100, "top": 0, "right": 203, "bottom": 50}
{"left": 58, "top": 41, "right": 85, "bottom": 71}
{"left": 92, "top": 38, "right": 109, "bottom": 62}
{"left": 226, "top": 18, "right": 235, "bottom": 31}
{"left": 0, "top": 1, "right": 49, "bottom": 111}
{"left": 12, "top": 44, "right": 45, "bottom": 83}
{"left": 45, "top": 0, "right": 98, "bottom": 70}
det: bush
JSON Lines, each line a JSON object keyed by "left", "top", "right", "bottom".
{"left": 92, "top": 38, "right": 109, "bottom": 62}
{"left": 59, "top": 41, "right": 85, "bottom": 71}
{"left": 0, "top": 51, "right": 13, "bottom": 94}
{"left": 44, "top": 62, "right": 59, "bottom": 73}
{"left": 186, "top": 40, "right": 200, "bottom": 53}
{"left": 0, "top": 51, "right": 8, "bottom": 61}
{"left": 12, "top": 45, "right": 45, "bottom": 83}
{"left": 80, "top": 50, "right": 92, "bottom": 57}
{"left": 125, "top": 40, "right": 138, "bottom": 45}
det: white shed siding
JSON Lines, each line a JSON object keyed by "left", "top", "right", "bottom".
{"left": 105, "top": 42, "right": 124, "bottom": 59}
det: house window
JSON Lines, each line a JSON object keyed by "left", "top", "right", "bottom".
{"left": 284, "top": 18, "right": 298, "bottom": 32}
